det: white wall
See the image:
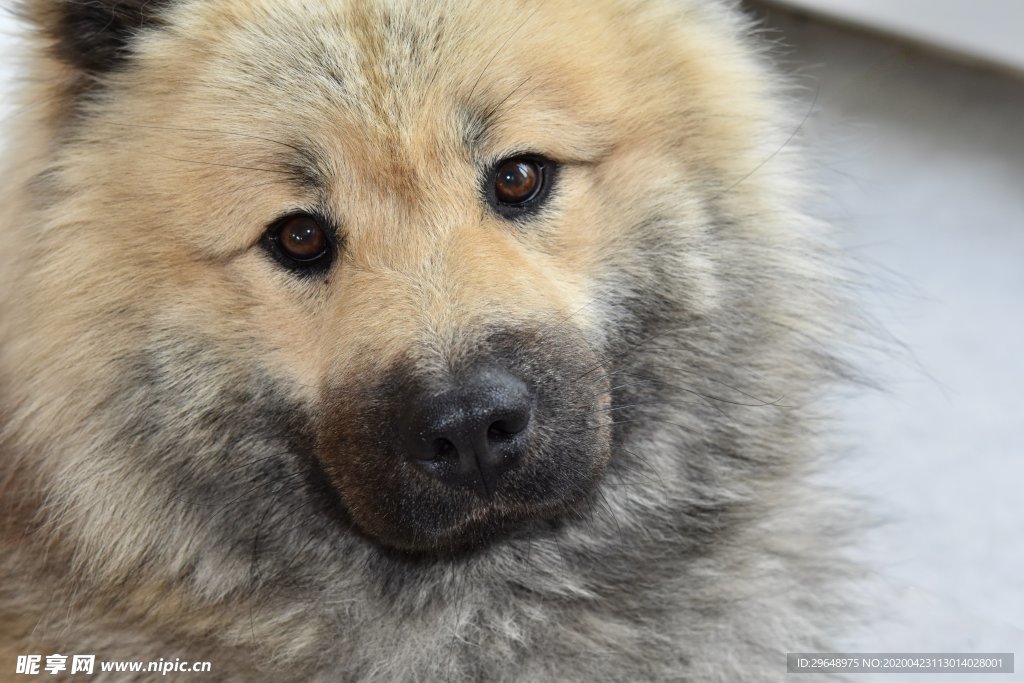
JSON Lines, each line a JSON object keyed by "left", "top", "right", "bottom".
{"left": 754, "top": 8, "right": 1024, "bottom": 672}
{"left": 764, "top": 0, "right": 1024, "bottom": 75}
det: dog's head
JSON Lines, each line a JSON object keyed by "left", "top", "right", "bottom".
{"left": 3, "top": 0, "right": 835, "bottom": 652}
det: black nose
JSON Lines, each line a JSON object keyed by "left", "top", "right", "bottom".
{"left": 403, "top": 367, "right": 532, "bottom": 499}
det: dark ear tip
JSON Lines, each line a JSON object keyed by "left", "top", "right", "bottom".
{"left": 23, "top": 0, "right": 175, "bottom": 75}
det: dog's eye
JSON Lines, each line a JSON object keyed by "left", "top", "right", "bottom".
{"left": 494, "top": 158, "right": 541, "bottom": 203}
{"left": 262, "top": 213, "right": 334, "bottom": 275}
{"left": 487, "top": 155, "right": 554, "bottom": 218}
{"left": 278, "top": 215, "right": 327, "bottom": 261}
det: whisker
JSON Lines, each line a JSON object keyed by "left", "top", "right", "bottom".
{"left": 591, "top": 402, "right": 654, "bottom": 414}
{"left": 606, "top": 370, "right": 792, "bottom": 409}
{"left": 619, "top": 447, "right": 667, "bottom": 486}
{"left": 153, "top": 153, "right": 295, "bottom": 175}
{"left": 249, "top": 484, "right": 291, "bottom": 645}
{"left": 715, "top": 82, "right": 820, "bottom": 197}
{"left": 481, "top": 75, "right": 535, "bottom": 124}
{"left": 466, "top": 7, "right": 541, "bottom": 105}
{"left": 564, "top": 419, "right": 633, "bottom": 434}
{"left": 593, "top": 487, "right": 623, "bottom": 537}
{"left": 106, "top": 121, "right": 309, "bottom": 156}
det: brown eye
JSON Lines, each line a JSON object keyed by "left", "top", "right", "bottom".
{"left": 494, "top": 158, "right": 541, "bottom": 204}
{"left": 262, "top": 213, "right": 334, "bottom": 275}
{"left": 487, "top": 155, "right": 555, "bottom": 219}
{"left": 278, "top": 215, "right": 327, "bottom": 261}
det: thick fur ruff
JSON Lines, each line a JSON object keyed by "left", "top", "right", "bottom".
{"left": 0, "top": 0, "right": 858, "bottom": 680}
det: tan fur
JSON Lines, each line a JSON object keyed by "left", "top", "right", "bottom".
{"left": 1, "top": 0, "right": 858, "bottom": 680}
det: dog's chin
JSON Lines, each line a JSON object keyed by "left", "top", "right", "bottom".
{"left": 356, "top": 500, "right": 578, "bottom": 557}
{"left": 341, "top": 472, "right": 605, "bottom": 557}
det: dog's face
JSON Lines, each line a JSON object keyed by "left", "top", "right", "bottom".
{"left": 4, "top": 0, "right": 816, "bottom": 653}
{"left": 103, "top": 0, "right": 643, "bottom": 553}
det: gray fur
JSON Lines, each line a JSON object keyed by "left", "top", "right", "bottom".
{"left": 0, "top": 0, "right": 863, "bottom": 680}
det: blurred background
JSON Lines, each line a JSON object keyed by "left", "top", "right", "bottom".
{"left": 745, "top": 2, "right": 1024, "bottom": 680}
{"left": 1, "top": 2, "right": 1022, "bottom": 679}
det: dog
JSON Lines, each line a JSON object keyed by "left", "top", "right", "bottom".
{"left": 0, "top": 0, "right": 857, "bottom": 679}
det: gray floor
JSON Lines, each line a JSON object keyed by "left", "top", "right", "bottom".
{"left": 2, "top": 7, "right": 1022, "bottom": 678}
{"left": 749, "top": 7, "right": 1024, "bottom": 679}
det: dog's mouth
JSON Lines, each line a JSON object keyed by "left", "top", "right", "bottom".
{"left": 362, "top": 489, "right": 597, "bottom": 556}
{"left": 315, "top": 326, "right": 612, "bottom": 554}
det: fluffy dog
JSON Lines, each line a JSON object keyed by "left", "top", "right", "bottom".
{"left": 0, "top": 0, "right": 856, "bottom": 679}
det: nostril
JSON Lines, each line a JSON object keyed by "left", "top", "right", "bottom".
{"left": 488, "top": 413, "right": 529, "bottom": 439}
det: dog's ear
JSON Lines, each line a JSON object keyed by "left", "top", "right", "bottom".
{"left": 21, "top": 0, "right": 175, "bottom": 75}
